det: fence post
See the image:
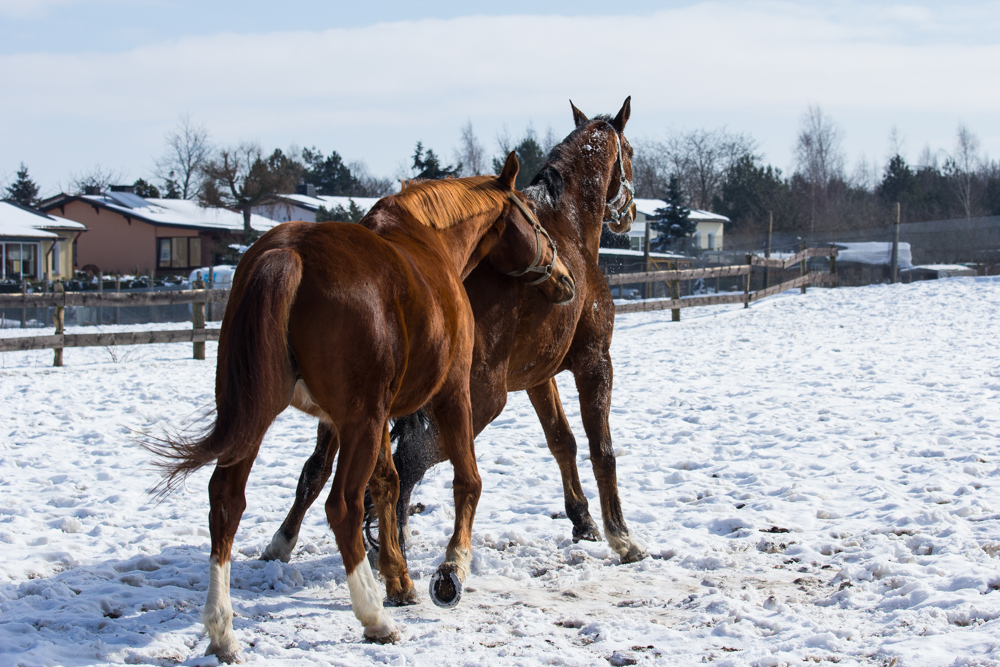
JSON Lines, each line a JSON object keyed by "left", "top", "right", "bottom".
{"left": 20, "top": 278, "right": 26, "bottom": 328}
{"left": 114, "top": 274, "right": 121, "bottom": 325}
{"left": 53, "top": 281, "right": 64, "bottom": 367}
{"left": 744, "top": 254, "right": 752, "bottom": 308}
{"left": 764, "top": 210, "right": 773, "bottom": 289}
{"left": 669, "top": 261, "right": 681, "bottom": 322}
{"left": 800, "top": 240, "right": 808, "bottom": 295}
{"left": 193, "top": 273, "right": 206, "bottom": 360}
{"left": 829, "top": 245, "right": 838, "bottom": 288}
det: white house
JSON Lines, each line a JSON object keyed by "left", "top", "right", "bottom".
{"left": 1, "top": 201, "right": 86, "bottom": 281}
{"left": 254, "top": 194, "right": 381, "bottom": 223}
{"left": 628, "top": 199, "right": 730, "bottom": 252}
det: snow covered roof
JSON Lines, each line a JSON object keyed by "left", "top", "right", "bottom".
{"left": 273, "top": 193, "right": 381, "bottom": 214}
{"left": 599, "top": 248, "right": 688, "bottom": 260}
{"left": 41, "top": 193, "right": 277, "bottom": 232}
{"left": 632, "top": 199, "right": 730, "bottom": 223}
{"left": 0, "top": 201, "right": 75, "bottom": 239}
{"left": 832, "top": 242, "right": 912, "bottom": 268}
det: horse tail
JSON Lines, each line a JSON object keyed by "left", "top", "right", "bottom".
{"left": 146, "top": 244, "right": 303, "bottom": 495}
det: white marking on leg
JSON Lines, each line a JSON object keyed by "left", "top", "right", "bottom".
{"left": 347, "top": 557, "right": 399, "bottom": 642}
{"left": 204, "top": 557, "right": 241, "bottom": 660}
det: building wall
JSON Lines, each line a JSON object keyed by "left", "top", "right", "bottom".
{"left": 48, "top": 201, "right": 159, "bottom": 275}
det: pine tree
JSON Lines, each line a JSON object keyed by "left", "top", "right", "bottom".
{"left": 652, "top": 175, "right": 694, "bottom": 250}
{"left": 490, "top": 130, "right": 548, "bottom": 190}
{"left": 412, "top": 142, "right": 461, "bottom": 180}
{"left": 316, "top": 200, "right": 365, "bottom": 223}
{"left": 5, "top": 163, "right": 40, "bottom": 207}
{"left": 132, "top": 178, "right": 161, "bottom": 198}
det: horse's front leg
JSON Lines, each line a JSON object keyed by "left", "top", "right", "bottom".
{"left": 262, "top": 421, "right": 338, "bottom": 562}
{"left": 205, "top": 451, "right": 259, "bottom": 663}
{"left": 526, "top": 378, "right": 601, "bottom": 542}
{"left": 427, "top": 381, "right": 482, "bottom": 609}
{"left": 574, "top": 353, "right": 648, "bottom": 564}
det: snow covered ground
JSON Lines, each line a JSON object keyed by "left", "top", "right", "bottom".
{"left": 1, "top": 277, "right": 999, "bottom": 667}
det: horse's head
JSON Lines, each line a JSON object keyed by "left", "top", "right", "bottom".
{"left": 489, "top": 152, "right": 575, "bottom": 305}
{"left": 571, "top": 96, "right": 636, "bottom": 234}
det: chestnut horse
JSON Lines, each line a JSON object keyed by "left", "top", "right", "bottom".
{"left": 147, "top": 153, "right": 574, "bottom": 662}
{"left": 264, "top": 98, "right": 647, "bottom": 588}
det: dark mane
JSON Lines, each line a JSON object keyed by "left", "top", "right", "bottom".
{"left": 526, "top": 115, "right": 614, "bottom": 209}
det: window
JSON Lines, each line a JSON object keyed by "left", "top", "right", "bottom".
{"left": 158, "top": 236, "right": 201, "bottom": 269}
{"left": 2, "top": 243, "right": 38, "bottom": 280}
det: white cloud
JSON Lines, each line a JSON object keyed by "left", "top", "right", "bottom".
{"left": 3, "top": 2, "right": 1000, "bottom": 189}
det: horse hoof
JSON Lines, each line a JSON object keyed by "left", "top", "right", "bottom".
{"left": 363, "top": 618, "right": 401, "bottom": 644}
{"left": 387, "top": 586, "right": 419, "bottom": 607}
{"left": 621, "top": 543, "right": 648, "bottom": 564}
{"left": 206, "top": 642, "right": 243, "bottom": 664}
{"left": 429, "top": 568, "right": 463, "bottom": 609}
{"left": 572, "top": 521, "right": 602, "bottom": 543}
{"left": 260, "top": 534, "right": 295, "bottom": 563}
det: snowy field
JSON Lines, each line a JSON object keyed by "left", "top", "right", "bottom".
{"left": 1, "top": 278, "right": 999, "bottom": 667}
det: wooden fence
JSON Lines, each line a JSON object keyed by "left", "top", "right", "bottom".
{"left": 0, "top": 247, "right": 838, "bottom": 366}
{"left": 0, "top": 281, "right": 227, "bottom": 366}
{"left": 608, "top": 246, "right": 838, "bottom": 319}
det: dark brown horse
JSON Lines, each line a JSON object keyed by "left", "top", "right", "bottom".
{"left": 147, "top": 154, "right": 575, "bottom": 663}
{"left": 264, "top": 98, "right": 647, "bottom": 585}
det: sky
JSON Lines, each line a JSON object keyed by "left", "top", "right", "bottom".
{"left": 2, "top": 0, "right": 999, "bottom": 196}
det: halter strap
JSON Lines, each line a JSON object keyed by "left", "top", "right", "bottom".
{"left": 504, "top": 193, "right": 559, "bottom": 286}
{"left": 603, "top": 123, "right": 635, "bottom": 226}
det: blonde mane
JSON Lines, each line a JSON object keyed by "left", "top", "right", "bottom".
{"left": 391, "top": 176, "right": 509, "bottom": 230}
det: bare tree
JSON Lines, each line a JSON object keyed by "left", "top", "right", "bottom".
{"left": 633, "top": 129, "right": 756, "bottom": 209}
{"left": 156, "top": 114, "right": 211, "bottom": 199}
{"left": 70, "top": 165, "right": 129, "bottom": 194}
{"left": 201, "top": 142, "right": 302, "bottom": 239}
{"left": 454, "top": 121, "right": 487, "bottom": 177}
{"left": 944, "top": 123, "right": 981, "bottom": 218}
{"left": 794, "top": 105, "right": 845, "bottom": 232}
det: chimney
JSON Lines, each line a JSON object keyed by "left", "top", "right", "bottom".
{"left": 84, "top": 186, "right": 102, "bottom": 196}
{"left": 110, "top": 185, "right": 136, "bottom": 194}
{"left": 296, "top": 183, "right": 317, "bottom": 198}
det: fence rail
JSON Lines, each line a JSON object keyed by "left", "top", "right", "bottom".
{"left": 0, "top": 282, "right": 221, "bottom": 365}
{"left": 611, "top": 246, "right": 838, "bottom": 317}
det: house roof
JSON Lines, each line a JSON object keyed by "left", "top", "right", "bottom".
{"left": 0, "top": 200, "right": 79, "bottom": 240}
{"left": 632, "top": 199, "right": 730, "bottom": 223}
{"left": 40, "top": 193, "right": 277, "bottom": 233}
{"left": 271, "top": 193, "right": 382, "bottom": 215}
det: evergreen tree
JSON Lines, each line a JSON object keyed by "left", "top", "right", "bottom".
{"left": 491, "top": 131, "right": 548, "bottom": 190}
{"left": 5, "top": 163, "right": 40, "bottom": 207}
{"left": 132, "top": 178, "right": 161, "bottom": 198}
{"left": 877, "top": 154, "right": 916, "bottom": 206}
{"left": 316, "top": 200, "right": 365, "bottom": 223}
{"left": 412, "top": 142, "right": 461, "bottom": 180}
{"left": 301, "top": 147, "right": 361, "bottom": 195}
{"left": 713, "top": 155, "right": 792, "bottom": 229}
{"left": 652, "top": 175, "right": 694, "bottom": 250}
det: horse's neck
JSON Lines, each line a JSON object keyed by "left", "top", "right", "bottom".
{"left": 538, "top": 147, "right": 611, "bottom": 253}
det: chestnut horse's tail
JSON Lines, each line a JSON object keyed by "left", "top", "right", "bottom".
{"left": 146, "top": 246, "right": 303, "bottom": 496}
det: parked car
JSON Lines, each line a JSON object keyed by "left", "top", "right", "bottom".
{"left": 188, "top": 265, "right": 236, "bottom": 286}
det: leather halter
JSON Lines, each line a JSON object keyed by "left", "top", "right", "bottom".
{"left": 603, "top": 123, "right": 635, "bottom": 226}
{"left": 504, "top": 193, "right": 559, "bottom": 286}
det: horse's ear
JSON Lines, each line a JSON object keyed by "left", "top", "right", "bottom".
{"left": 611, "top": 96, "right": 631, "bottom": 133}
{"left": 570, "top": 100, "right": 588, "bottom": 128}
{"left": 498, "top": 151, "right": 519, "bottom": 190}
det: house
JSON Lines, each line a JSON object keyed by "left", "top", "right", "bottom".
{"left": 627, "top": 199, "right": 730, "bottom": 252}
{"left": 39, "top": 187, "right": 277, "bottom": 277}
{"left": 253, "top": 191, "right": 381, "bottom": 223}
{"left": 1, "top": 201, "right": 86, "bottom": 282}
{"left": 901, "top": 264, "right": 977, "bottom": 282}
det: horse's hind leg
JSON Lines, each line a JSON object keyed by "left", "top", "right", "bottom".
{"left": 326, "top": 415, "right": 399, "bottom": 643}
{"left": 526, "top": 378, "right": 601, "bottom": 542}
{"left": 262, "top": 421, "right": 339, "bottom": 562}
{"left": 389, "top": 412, "right": 446, "bottom": 549}
{"left": 205, "top": 451, "right": 260, "bottom": 663}
{"left": 369, "top": 422, "right": 417, "bottom": 606}
{"left": 574, "top": 356, "right": 648, "bottom": 564}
